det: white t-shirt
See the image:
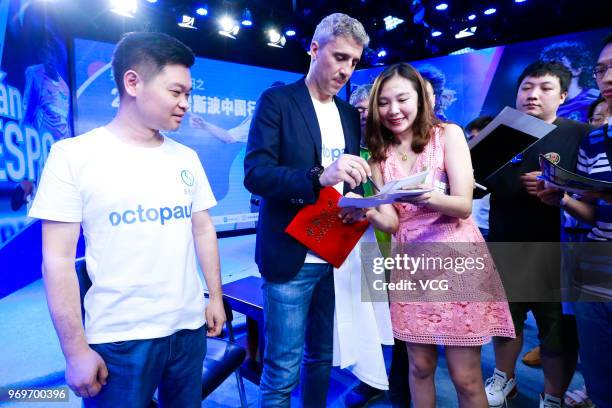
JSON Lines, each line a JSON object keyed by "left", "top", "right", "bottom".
{"left": 29, "top": 127, "right": 217, "bottom": 344}
{"left": 472, "top": 193, "right": 490, "bottom": 230}
{"left": 305, "top": 97, "right": 346, "bottom": 264}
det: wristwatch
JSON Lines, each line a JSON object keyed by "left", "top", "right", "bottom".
{"left": 307, "top": 165, "right": 325, "bottom": 190}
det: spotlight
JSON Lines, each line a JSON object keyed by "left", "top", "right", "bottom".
{"left": 285, "top": 29, "right": 296, "bottom": 37}
{"left": 178, "top": 14, "right": 197, "bottom": 29}
{"left": 196, "top": 7, "right": 208, "bottom": 16}
{"left": 377, "top": 49, "right": 387, "bottom": 58}
{"left": 218, "top": 16, "right": 240, "bottom": 39}
{"left": 110, "top": 0, "right": 137, "bottom": 17}
{"left": 241, "top": 9, "right": 253, "bottom": 26}
{"left": 455, "top": 26, "right": 477, "bottom": 39}
{"left": 435, "top": 3, "right": 448, "bottom": 11}
{"left": 484, "top": 8, "right": 497, "bottom": 15}
{"left": 468, "top": 14, "right": 477, "bottom": 20}
{"left": 431, "top": 30, "right": 442, "bottom": 37}
{"left": 515, "top": 0, "right": 527, "bottom": 2}
{"left": 267, "top": 29, "right": 286, "bottom": 48}
{"left": 146, "top": 0, "right": 158, "bottom": 3}
{"left": 383, "top": 15, "right": 404, "bottom": 31}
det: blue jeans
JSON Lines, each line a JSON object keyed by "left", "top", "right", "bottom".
{"left": 84, "top": 326, "right": 206, "bottom": 408}
{"left": 574, "top": 302, "right": 612, "bottom": 408}
{"left": 258, "top": 263, "right": 335, "bottom": 408}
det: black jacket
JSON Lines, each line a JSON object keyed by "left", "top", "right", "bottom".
{"left": 244, "top": 78, "right": 361, "bottom": 282}
{"left": 488, "top": 117, "right": 592, "bottom": 242}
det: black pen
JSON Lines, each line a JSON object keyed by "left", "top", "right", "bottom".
{"left": 367, "top": 176, "right": 381, "bottom": 193}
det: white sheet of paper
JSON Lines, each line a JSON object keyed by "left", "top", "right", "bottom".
{"left": 339, "top": 188, "right": 433, "bottom": 208}
{"left": 377, "top": 169, "right": 429, "bottom": 194}
{"left": 468, "top": 106, "right": 556, "bottom": 150}
{"left": 338, "top": 170, "right": 431, "bottom": 208}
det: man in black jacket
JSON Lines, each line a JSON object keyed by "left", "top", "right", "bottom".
{"left": 244, "top": 13, "right": 370, "bottom": 408}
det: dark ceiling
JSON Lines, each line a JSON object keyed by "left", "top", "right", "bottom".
{"left": 48, "top": 0, "right": 611, "bottom": 73}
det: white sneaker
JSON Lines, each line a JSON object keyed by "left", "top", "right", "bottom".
{"left": 540, "top": 393, "right": 564, "bottom": 408}
{"left": 485, "top": 368, "right": 518, "bottom": 408}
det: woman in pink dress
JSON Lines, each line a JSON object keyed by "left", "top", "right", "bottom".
{"left": 363, "top": 63, "right": 515, "bottom": 407}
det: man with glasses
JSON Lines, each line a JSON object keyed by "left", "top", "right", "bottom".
{"left": 536, "top": 33, "right": 612, "bottom": 408}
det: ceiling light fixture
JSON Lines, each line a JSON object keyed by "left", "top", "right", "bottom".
{"left": 383, "top": 15, "right": 404, "bottom": 31}
{"left": 267, "top": 29, "right": 286, "bottom": 48}
{"left": 241, "top": 9, "right": 253, "bottom": 26}
{"left": 178, "top": 14, "right": 197, "bottom": 29}
{"left": 110, "top": 0, "right": 137, "bottom": 17}
{"left": 218, "top": 16, "right": 240, "bottom": 39}
{"left": 449, "top": 47, "right": 475, "bottom": 55}
{"left": 455, "top": 26, "right": 477, "bottom": 39}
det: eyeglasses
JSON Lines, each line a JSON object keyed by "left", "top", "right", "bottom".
{"left": 593, "top": 64, "right": 612, "bottom": 79}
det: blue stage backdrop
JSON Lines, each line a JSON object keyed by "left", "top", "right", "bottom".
{"left": 73, "top": 38, "right": 302, "bottom": 232}
{"left": 0, "top": 0, "right": 71, "bottom": 246}
{"left": 351, "top": 27, "right": 611, "bottom": 128}
{"left": 0, "top": 0, "right": 74, "bottom": 298}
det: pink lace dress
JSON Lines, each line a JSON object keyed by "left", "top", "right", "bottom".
{"left": 380, "top": 127, "right": 515, "bottom": 346}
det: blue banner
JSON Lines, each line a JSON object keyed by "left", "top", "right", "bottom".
{"left": 351, "top": 27, "right": 611, "bottom": 127}
{"left": 0, "top": 0, "right": 71, "bottom": 246}
{"left": 73, "top": 38, "right": 301, "bottom": 232}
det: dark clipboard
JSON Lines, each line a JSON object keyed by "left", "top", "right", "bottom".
{"left": 468, "top": 107, "right": 557, "bottom": 189}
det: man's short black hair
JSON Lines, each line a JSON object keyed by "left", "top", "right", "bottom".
{"left": 112, "top": 32, "right": 195, "bottom": 96}
{"left": 516, "top": 60, "right": 572, "bottom": 94}
{"left": 465, "top": 115, "right": 494, "bottom": 133}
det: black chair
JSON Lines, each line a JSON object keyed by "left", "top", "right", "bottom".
{"left": 201, "top": 292, "right": 247, "bottom": 405}
{"left": 75, "top": 259, "right": 247, "bottom": 407}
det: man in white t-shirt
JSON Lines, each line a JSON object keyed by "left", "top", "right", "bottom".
{"left": 28, "top": 32, "right": 226, "bottom": 408}
{"left": 244, "top": 13, "right": 371, "bottom": 407}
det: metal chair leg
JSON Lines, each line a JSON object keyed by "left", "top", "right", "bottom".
{"left": 235, "top": 369, "right": 247, "bottom": 408}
